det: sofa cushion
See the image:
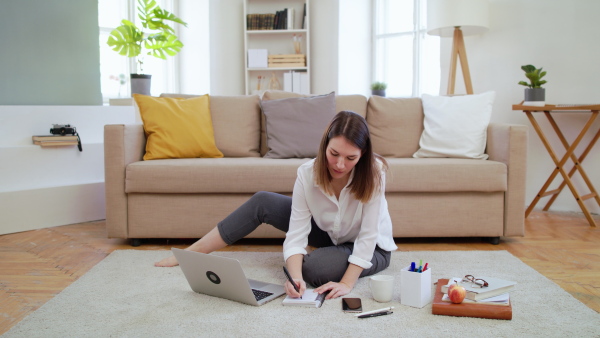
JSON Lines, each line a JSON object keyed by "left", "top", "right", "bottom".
{"left": 125, "top": 158, "right": 312, "bottom": 194}
{"left": 160, "top": 94, "right": 261, "bottom": 157}
{"left": 125, "top": 157, "right": 506, "bottom": 194}
{"left": 134, "top": 94, "right": 224, "bottom": 160}
{"left": 261, "top": 92, "right": 336, "bottom": 159}
{"left": 413, "top": 91, "right": 495, "bottom": 159}
{"left": 260, "top": 91, "right": 368, "bottom": 156}
{"left": 385, "top": 158, "right": 507, "bottom": 192}
{"left": 262, "top": 91, "right": 368, "bottom": 117}
{"left": 367, "top": 96, "right": 423, "bottom": 157}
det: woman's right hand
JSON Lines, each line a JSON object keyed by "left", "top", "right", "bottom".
{"left": 284, "top": 278, "right": 306, "bottom": 298}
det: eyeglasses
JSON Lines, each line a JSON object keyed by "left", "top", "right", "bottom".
{"left": 461, "top": 275, "right": 489, "bottom": 288}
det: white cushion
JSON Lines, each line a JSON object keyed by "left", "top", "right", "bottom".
{"left": 413, "top": 91, "right": 495, "bottom": 160}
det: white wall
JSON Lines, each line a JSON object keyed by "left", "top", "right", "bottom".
{"left": 449, "top": 0, "right": 600, "bottom": 214}
{"left": 0, "top": 106, "right": 137, "bottom": 234}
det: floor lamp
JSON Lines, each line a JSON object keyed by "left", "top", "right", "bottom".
{"left": 427, "top": 0, "right": 489, "bottom": 95}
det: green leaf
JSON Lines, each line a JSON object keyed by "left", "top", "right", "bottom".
{"left": 107, "top": 25, "right": 143, "bottom": 57}
{"left": 521, "top": 65, "right": 535, "bottom": 73}
{"left": 144, "top": 33, "right": 184, "bottom": 60}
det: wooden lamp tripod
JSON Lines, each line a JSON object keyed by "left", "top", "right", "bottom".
{"left": 447, "top": 26, "right": 473, "bottom": 95}
{"left": 427, "top": 0, "right": 490, "bottom": 95}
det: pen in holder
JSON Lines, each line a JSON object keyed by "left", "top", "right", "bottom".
{"left": 400, "top": 265, "right": 432, "bottom": 308}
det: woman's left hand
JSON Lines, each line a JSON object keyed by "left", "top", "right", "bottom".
{"left": 315, "top": 281, "right": 352, "bottom": 299}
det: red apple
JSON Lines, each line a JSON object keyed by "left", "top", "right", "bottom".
{"left": 448, "top": 282, "right": 466, "bottom": 304}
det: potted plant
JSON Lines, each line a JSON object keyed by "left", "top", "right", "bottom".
{"left": 107, "top": 0, "right": 187, "bottom": 96}
{"left": 371, "top": 82, "right": 387, "bottom": 97}
{"left": 518, "top": 65, "right": 547, "bottom": 106}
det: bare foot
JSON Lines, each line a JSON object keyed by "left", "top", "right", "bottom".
{"left": 155, "top": 255, "right": 179, "bottom": 267}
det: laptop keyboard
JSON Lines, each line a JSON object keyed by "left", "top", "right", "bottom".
{"left": 252, "top": 289, "right": 273, "bottom": 301}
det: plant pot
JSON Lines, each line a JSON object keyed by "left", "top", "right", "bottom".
{"left": 524, "top": 88, "right": 545, "bottom": 106}
{"left": 130, "top": 74, "right": 152, "bottom": 96}
{"left": 372, "top": 90, "right": 386, "bottom": 97}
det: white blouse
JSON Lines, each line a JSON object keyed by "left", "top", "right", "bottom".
{"left": 283, "top": 159, "right": 398, "bottom": 269}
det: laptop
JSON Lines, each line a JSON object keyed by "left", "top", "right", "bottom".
{"left": 172, "top": 248, "right": 286, "bottom": 306}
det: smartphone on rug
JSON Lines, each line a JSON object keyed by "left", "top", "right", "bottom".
{"left": 342, "top": 297, "right": 362, "bottom": 313}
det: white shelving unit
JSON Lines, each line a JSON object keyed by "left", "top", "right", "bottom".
{"left": 244, "top": 0, "right": 310, "bottom": 95}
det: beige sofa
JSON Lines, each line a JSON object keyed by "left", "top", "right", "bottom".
{"left": 104, "top": 92, "right": 528, "bottom": 246}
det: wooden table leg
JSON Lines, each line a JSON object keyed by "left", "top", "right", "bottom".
{"left": 524, "top": 111, "right": 598, "bottom": 227}
{"left": 542, "top": 112, "right": 600, "bottom": 212}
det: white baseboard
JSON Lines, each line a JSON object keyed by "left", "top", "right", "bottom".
{"left": 0, "top": 182, "right": 105, "bottom": 235}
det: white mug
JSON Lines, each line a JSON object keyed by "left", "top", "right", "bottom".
{"left": 369, "top": 275, "right": 394, "bottom": 303}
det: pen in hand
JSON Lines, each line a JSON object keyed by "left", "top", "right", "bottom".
{"left": 283, "top": 266, "right": 302, "bottom": 299}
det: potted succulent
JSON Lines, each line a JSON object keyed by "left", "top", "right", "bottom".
{"left": 107, "top": 0, "right": 187, "bottom": 96}
{"left": 518, "top": 65, "right": 547, "bottom": 106}
{"left": 371, "top": 82, "right": 388, "bottom": 97}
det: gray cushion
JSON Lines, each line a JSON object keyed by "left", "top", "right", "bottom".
{"left": 261, "top": 92, "right": 336, "bottom": 159}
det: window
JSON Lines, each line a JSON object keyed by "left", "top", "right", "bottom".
{"left": 373, "top": 0, "right": 440, "bottom": 97}
{"left": 98, "top": 0, "right": 179, "bottom": 103}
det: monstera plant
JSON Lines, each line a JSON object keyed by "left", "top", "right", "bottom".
{"left": 107, "top": 0, "right": 188, "bottom": 74}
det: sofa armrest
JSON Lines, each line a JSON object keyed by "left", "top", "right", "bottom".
{"left": 104, "top": 124, "right": 146, "bottom": 238}
{"left": 487, "top": 122, "right": 528, "bottom": 237}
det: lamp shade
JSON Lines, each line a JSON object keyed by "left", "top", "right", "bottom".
{"left": 427, "top": 0, "right": 489, "bottom": 37}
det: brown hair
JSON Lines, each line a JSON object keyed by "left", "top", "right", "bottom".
{"left": 314, "top": 111, "right": 388, "bottom": 203}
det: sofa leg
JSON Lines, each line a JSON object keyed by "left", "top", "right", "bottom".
{"left": 484, "top": 237, "right": 500, "bottom": 245}
{"left": 131, "top": 238, "right": 142, "bottom": 247}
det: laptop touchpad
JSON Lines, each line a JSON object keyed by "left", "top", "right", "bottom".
{"left": 248, "top": 279, "right": 269, "bottom": 289}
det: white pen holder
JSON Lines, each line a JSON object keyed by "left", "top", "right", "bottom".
{"left": 400, "top": 266, "right": 432, "bottom": 308}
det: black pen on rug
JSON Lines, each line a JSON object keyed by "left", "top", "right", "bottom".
{"left": 283, "top": 266, "right": 302, "bottom": 299}
{"left": 357, "top": 311, "right": 393, "bottom": 319}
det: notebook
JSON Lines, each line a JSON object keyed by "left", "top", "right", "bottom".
{"left": 171, "top": 248, "right": 286, "bottom": 306}
{"left": 282, "top": 289, "right": 327, "bottom": 308}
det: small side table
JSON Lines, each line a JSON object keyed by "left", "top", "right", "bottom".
{"left": 513, "top": 103, "right": 600, "bottom": 227}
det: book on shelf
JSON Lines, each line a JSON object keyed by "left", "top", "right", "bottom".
{"left": 286, "top": 7, "right": 295, "bottom": 29}
{"left": 302, "top": 3, "right": 306, "bottom": 29}
{"left": 284, "top": 71, "right": 309, "bottom": 95}
{"left": 246, "top": 13, "right": 275, "bottom": 30}
{"left": 432, "top": 279, "right": 512, "bottom": 320}
{"left": 441, "top": 276, "right": 516, "bottom": 301}
{"left": 282, "top": 289, "right": 326, "bottom": 308}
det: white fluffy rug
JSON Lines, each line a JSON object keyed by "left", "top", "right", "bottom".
{"left": 4, "top": 250, "right": 599, "bottom": 337}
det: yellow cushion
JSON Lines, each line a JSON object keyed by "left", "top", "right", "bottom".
{"left": 134, "top": 94, "right": 224, "bottom": 160}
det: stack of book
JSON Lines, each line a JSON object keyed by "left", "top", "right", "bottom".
{"left": 246, "top": 13, "right": 276, "bottom": 30}
{"left": 32, "top": 135, "right": 79, "bottom": 147}
{"left": 246, "top": 7, "right": 296, "bottom": 30}
{"left": 268, "top": 54, "right": 306, "bottom": 68}
{"left": 432, "top": 277, "right": 517, "bottom": 320}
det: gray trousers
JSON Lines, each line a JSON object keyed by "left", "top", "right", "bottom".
{"left": 217, "top": 191, "right": 392, "bottom": 287}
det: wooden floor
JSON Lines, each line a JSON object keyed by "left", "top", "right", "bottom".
{"left": 1, "top": 210, "right": 599, "bottom": 334}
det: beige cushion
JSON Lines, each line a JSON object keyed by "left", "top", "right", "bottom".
{"left": 125, "top": 157, "right": 312, "bottom": 194}
{"left": 367, "top": 96, "right": 423, "bottom": 157}
{"left": 385, "top": 158, "right": 507, "bottom": 192}
{"left": 261, "top": 92, "right": 336, "bottom": 158}
{"left": 160, "top": 93, "right": 261, "bottom": 157}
